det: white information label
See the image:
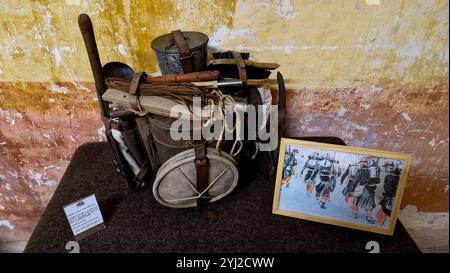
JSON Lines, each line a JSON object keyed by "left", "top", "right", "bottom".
{"left": 63, "top": 194, "right": 104, "bottom": 237}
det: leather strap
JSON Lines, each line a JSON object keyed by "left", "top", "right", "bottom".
{"left": 193, "top": 140, "right": 214, "bottom": 217}
{"left": 110, "top": 120, "right": 123, "bottom": 131}
{"left": 129, "top": 72, "right": 144, "bottom": 112}
{"left": 133, "top": 160, "right": 150, "bottom": 189}
{"left": 110, "top": 119, "right": 132, "bottom": 132}
{"left": 109, "top": 118, "right": 150, "bottom": 190}
{"left": 194, "top": 141, "right": 207, "bottom": 197}
{"left": 105, "top": 121, "right": 134, "bottom": 185}
{"left": 171, "top": 30, "right": 193, "bottom": 73}
{"left": 232, "top": 51, "right": 247, "bottom": 86}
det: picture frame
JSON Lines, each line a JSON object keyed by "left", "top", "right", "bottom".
{"left": 272, "top": 138, "right": 411, "bottom": 235}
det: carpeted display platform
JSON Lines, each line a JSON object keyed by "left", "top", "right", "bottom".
{"left": 25, "top": 141, "right": 420, "bottom": 253}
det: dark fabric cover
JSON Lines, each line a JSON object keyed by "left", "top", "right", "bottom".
{"left": 24, "top": 141, "right": 420, "bottom": 253}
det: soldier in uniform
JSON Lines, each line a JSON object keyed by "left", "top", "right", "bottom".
{"left": 300, "top": 152, "right": 320, "bottom": 196}
{"left": 376, "top": 160, "right": 400, "bottom": 226}
{"left": 351, "top": 157, "right": 380, "bottom": 224}
{"left": 331, "top": 159, "right": 342, "bottom": 193}
{"left": 315, "top": 154, "right": 338, "bottom": 209}
{"left": 281, "top": 148, "right": 299, "bottom": 188}
{"left": 340, "top": 163, "right": 359, "bottom": 204}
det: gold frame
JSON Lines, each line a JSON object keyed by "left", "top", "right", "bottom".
{"left": 272, "top": 138, "right": 411, "bottom": 235}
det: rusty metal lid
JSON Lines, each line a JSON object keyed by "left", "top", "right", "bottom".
{"left": 151, "top": 31, "right": 209, "bottom": 54}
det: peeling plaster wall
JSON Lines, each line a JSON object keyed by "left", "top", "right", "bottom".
{"left": 0, "top": 0, "right": 448, "bottom": 250}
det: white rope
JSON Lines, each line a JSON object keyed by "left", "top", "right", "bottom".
{"left": 165, "top": 166, "right": 231, "bottom": 203}
{"left": 206, "top": 90, "right": 243, "bottom": 157}
{"left": 128, "top": 108, "right": 148, "bottom": 116}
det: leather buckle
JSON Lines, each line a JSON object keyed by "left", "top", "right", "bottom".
{"left": 179, "top": 53, "right": 192, "bottom": 60}
{"left": 195, "top": 158, "right": 207, "bottom": 166}
{"left": 110, "top": 120, "right": 122, "bottom": 131}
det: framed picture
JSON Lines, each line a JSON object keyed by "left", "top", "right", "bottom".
{"left": 272, "top": 138, "right": 411, "bottom": 235}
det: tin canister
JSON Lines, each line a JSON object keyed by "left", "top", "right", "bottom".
{"left": 151, "top": 31, "right": 209, "bottom": 75}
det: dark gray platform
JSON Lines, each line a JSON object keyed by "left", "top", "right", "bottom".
{"left": 25, "top": 141, "right": 420, "bottom": 253}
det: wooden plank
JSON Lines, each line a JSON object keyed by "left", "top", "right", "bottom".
{"left": 102, "top": 89, "right": 198, "bottom": 119}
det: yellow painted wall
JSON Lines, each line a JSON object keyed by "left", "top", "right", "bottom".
{"left": 1, "top": 0, "right": 448, "bottom": 88}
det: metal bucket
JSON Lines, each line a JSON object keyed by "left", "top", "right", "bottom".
{"left": 151, "top": 31, "right": 209, "bottom": 75}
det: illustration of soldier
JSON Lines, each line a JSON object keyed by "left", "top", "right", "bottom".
{"left": 340, "top": 163, "right": 359, "bottom": 204}
{"left": 331, "top": 159, "right": 342, "bottom": 193}
{"left": 315, "top": 154, "right": 339, "bottom": 209}
{"left": 376, "top": 160, "right": 401, "bottom": 226}
{"left": 351, "top": 157, "right": 381, "bottom": 224}
{"left": 300, "top": 152, "right": 320, "bottom": 196}
{"left": 281, "top": 147, "right": 299, "bottom": 188}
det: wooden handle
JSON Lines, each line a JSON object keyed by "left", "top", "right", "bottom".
{"left": 144, "top": 70, "right": 220, "bottom": 84}
{"left": 78, "top": 13, "right": 109, "bottom": 117}
{"left": 209, "top": 59, "right": 280, "bottom": 69}
{"left": 78, "top": 14, "right": 105, "bottom": 91}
